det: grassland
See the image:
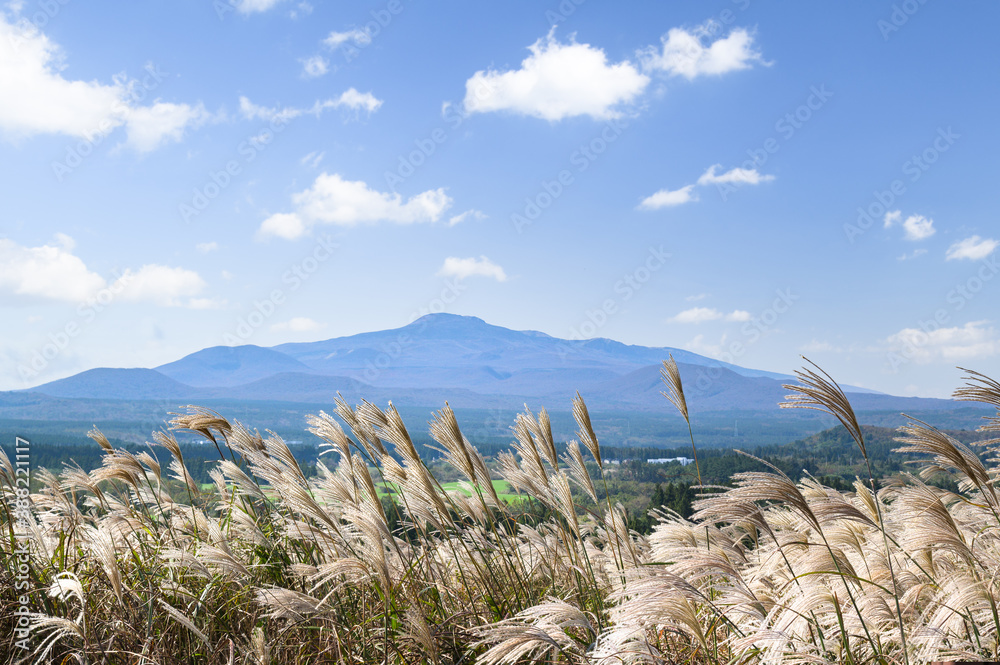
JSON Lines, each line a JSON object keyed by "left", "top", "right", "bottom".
{"left": 2, "top": 362, "right": 1000, "bottom": 664}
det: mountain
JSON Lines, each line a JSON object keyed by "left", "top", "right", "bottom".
{"left": 26, "top": 368, "right": 201, "bottom": 400}
{"left": 24, "top": 313, "right": 958, "bottom": 417}
{"left": 157, "top": 344, "right": 314, "bottom": 387}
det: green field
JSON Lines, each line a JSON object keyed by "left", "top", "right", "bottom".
{"left": 377, "top": 478, "right": 521, "bottom": 503}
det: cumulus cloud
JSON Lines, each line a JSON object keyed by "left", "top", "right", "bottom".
{"left": 234, "top": 0, "right": 288, "bottom": 14}
{"left": 333, "top": 88, "right": 382, "bottom": 113}
{"left": 897, "top": 248, "right": 928, "bottom": 261}
{"left": 239, "top": 88, "right": 382, "bottom": 123}
{"left": 640, "top": 165, "right": 772, "bottom": 212}
{"left": 437, "top": 256, "right": 507, "bottom": 282}
{"left": 697, "top": 164, "right": 774, "bottom": 186}
{"left": 195, "top": 242, "right": 219, "bottom": 253}
{"left": 463, "top": 30, "right": 648, "bottom": 121}
{"left": 0, "top": 16, "right": 128, "bottom": 140}
{"left": 887, "top": 321, "right": 997, "bottom": 364}
{"left": 946, "top": 235, "right": 999, "bottom": 261}
{"left": 670, "top": 307, "right": 749, "bottom": 324}
{"left": 448, "top": 209, "right": 488, "bottom": 226}
{"left": 0, "top": 236, "right": 106, "bottom": 302}
{"left": 800, "top": 340, "right": 842, "bottom": 353}
{"left": 300, "top": 55, "right": 329, "bottom": 79}
{"left": 0, "top": 236, "right": 207, "bottom": 306}
{"left": 116, "top": 265, "right": 206, "bottom": 306}
{"left": 259, "top": 173, "right": 452, "bottom": 239}
{"left": 642, "top": 24, "right": 766, "bottom": 79}
{"left": 259, "top": 213, "right": 307, "bottom": 240}
{"left": 324, "top": 29, "right": 369, "bottom": 49}
{"left": 638, "top": 185, "right": 697, "bottom": 210}
{"left": 124, "top": 101, "right": 216, "bottom": 153}
{"left": 271, "top": 317, "right": 324, "bottom": 332}
{"left": 883, "top": 210, "right": 935, "bottom": 241}
{"left": 0, "top": 16, "right": 217, "bottom": 153}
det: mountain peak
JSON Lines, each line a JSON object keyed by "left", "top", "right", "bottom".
{"left": 410, "top": 313, "right": 486, "bottom": 327}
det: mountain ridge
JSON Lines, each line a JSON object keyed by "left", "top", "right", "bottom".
{"left": 18, "top": 313, "right": 919, "bottom": 414}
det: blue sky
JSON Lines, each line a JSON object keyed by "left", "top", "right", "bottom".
{"left": 1, "top": 0, "right": 998, "bottom": 398}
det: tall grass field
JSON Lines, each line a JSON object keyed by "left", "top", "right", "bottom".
{"left": 3, "top": 360, "right": 1000, "bottom": 664}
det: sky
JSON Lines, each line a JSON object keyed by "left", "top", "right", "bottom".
{"left": 1, "top": 0, "right": 998, "bottom": 398}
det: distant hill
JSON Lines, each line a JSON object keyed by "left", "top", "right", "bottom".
{"left": 22, "top": 313, "right": 978, "bottom": 419}
{"left": 27, "top": 368, "right": 200, "bottom": 400}
{"left": 157, "top": 344, "right": 314, "bottom": 387}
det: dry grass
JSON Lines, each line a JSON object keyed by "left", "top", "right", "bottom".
{"left": 2, "top": 364, "right": 1000, "bottom": 664}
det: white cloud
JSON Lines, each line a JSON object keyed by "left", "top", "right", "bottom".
{"left": 300, "top": 150, "right": 325, "bottom": 168}
{"left": 638, "top": 184, "right": 697, "bottom": 210}
{"left": 686, "top": 293, "right": 708, "bottom": 302}
{"left": 239, "top": 88, "right": 382, "bottom": 123}
{"left": 463, "top": 30, "right": 649, "bottom": 121}
{"left": 196, "top": 242, "right": 218, "bottom": 253}
{"left": 0, "top": 236, "right": 207, "bottom": 306}
{"left": 448, "top": 209, "right": 488, "bottom": 226}
{"left": 235, "top": 0, "right": 287, "bottom": 15}
{"left": 333, "top": 88, "right": 382, "bottom": 113}
{"left": 697, "top": 164, "right": 774, "bottom": 186}
{"left": 887, "top": 321, "right": 997, "bottom": 363}
{"left": 0, "top": 236, "right": 105, "bottom": 302}
{"left": 324, "top": 29, "right": 369, "bottom": 49}
{"left": 946, "top": 235, "right": 999, "bottom": 261}
{"left": 290, "top": 2, "right": 312, "bottom": 18}
{"left": 669, "top": 307, "right": 749, "bottom": 324}
{"left": 800, "top": 340, "right": 841, "bottom": 353}
{"left": 437, "top": 256, "right": 507, "bottom": 282}
{"left": 259, "top": 213, "right": 307, "bottom": 240}
{"left": 271, "top": 317, "right": 324, "bottom": 332}
{"left": 642, "top": 24, "right": 766, "bottom": 79}
{"left": 124, "top": 102, "right": 215, "bottom": 153}
{"left": 897, "top": 248, "right": 928, "bottom": 261}
{"left": 0, "top": 17, "right": 214, "bottom": 153}
{"left": 0, "top": 16, "right": 127, "bottom": 140}
{"left": 259, "top": 173, "right": 452, "bottom": 239}
{"left": 685, "top": 333, "right": 725, "bottom": 358}
{"left": 117, "top": 265, "right": 207, "bottom": 306}
{"left": 300, "top": 55, "right": 329, "bottom": 79}
{"left": 883, "top": 212, "right": 935, "bottom": 241}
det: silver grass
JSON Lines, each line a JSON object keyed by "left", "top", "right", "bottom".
{"left": 781, "top": 358, "right": 866, "bottom": 458}
{"left": 158, "top": 598, "right": 210, "bottom": 646}
{"left": 563, "top": 440, "right": 599, "bottom": 503}
{"left": 660, "top": 355, "right": 689, "bottom": 423}
{"left": 573, "top": 393, "right": 602, "bottom": 467}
